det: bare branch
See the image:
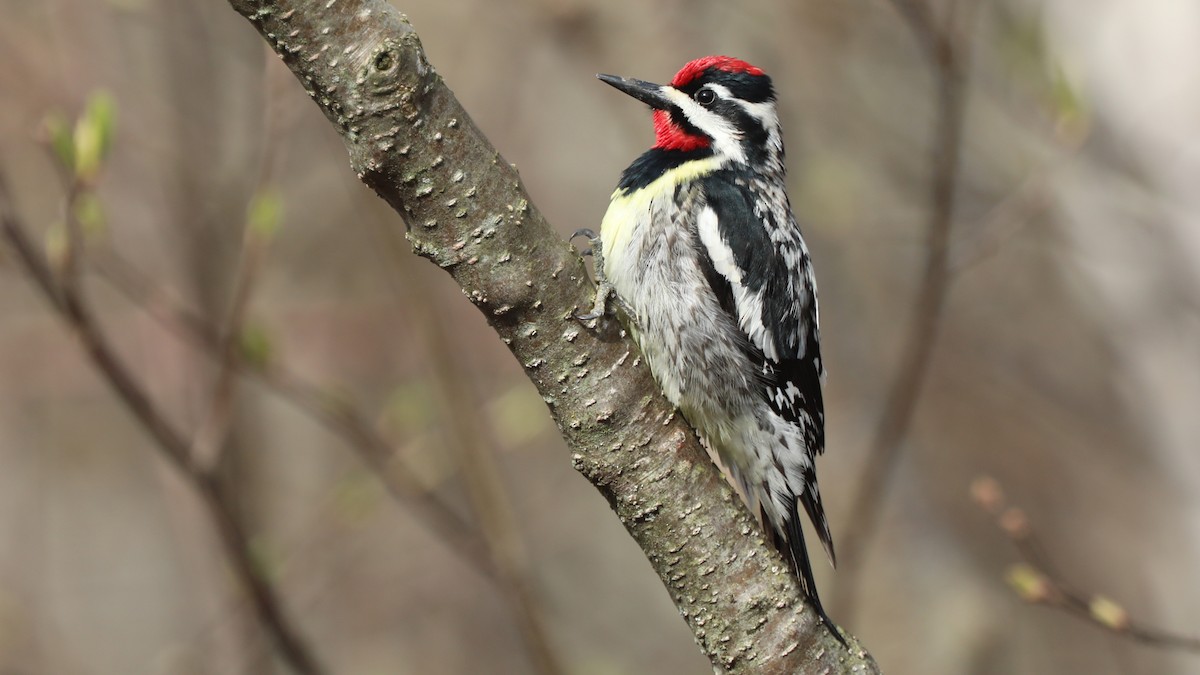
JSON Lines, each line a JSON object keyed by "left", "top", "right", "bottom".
{"left": 190, "top": 53, "right": 284, "bottom": 473}
{"left": 223, "top": 0, "right": 880, "bottom": 671}
{"left": 834, "top": 0, "right": 977, "bottom": 618}
{"left": 188, "top": 210, "right": 266, "bottom": 471}
{"left": 105, "top": 202, "right": 563, "bottom": 671}
{"left": 948, "top": 173, "right": 1049, "bottom": 276}
{"left": 0, "top": 175, "right": 330, "bottom": 675}
{"left": 971, "top": 477, "right": 1200, "bottom": 653}
{"left": 92, "top": 249, "right": 498, "bottom": 578}
{"left": 373, "top": 218, "right": 565, "bottom": 674}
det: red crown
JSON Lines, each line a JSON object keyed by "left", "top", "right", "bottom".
{"left": 671, "top": 56, "right": 764, "bottom": 87}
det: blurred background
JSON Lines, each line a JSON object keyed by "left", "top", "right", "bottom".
{"left": 2, "top": 0, "right": 1199, "bottom": 673}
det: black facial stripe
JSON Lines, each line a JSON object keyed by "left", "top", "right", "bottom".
{"left": 720, "top": 71, "right": 775, "bottom": 103}
{"left": 730, "top": 106, "right": 769, "bottom": 147}
{"left": 670, "top": 108, "right": 707, "bottom": 138}
{"left": 675, "top": 79, "right": 703, "bottom": 96}
{"left": 676, "top": 68, "right": 775, "bottom": 103}
{"left": 708, "top": 100, "right": 770, "bottom": 157}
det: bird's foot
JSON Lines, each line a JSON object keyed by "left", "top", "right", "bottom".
{"left": 571, "top": 229, "right": 639, "bottom": 330}
{"left": 571, "top": 228, "right": 596, "bottom": 258}
{"left": 572, "top": 228, "right": 611, "bottom": 321}
{"left": 576, "top": 279, "right": 615, "bottom": 321}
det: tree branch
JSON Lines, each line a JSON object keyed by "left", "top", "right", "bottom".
{"left": 372, "top": 216, "right": 565, "bottom": 675}
{"left": 92, "top": 248, "right": 498, "bottom": 577}
{"left": 224, "top": 0, "right": 880, "bottom": 671}
{"left": 971, "top": 477, "right": 1200, "bottom": 653}
{"left": 834, "top": 0, "right": 976, "bottom": 619}
{"left": 0, "top": 176, "right": 330, "bottom": 675}
{"left": 99, "top": 237, "right": 562, "bottom": 671}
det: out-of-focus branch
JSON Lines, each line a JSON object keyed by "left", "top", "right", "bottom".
{"left": 224, "top": 0, "right": 879, "bottom": 671}
{"left": 0, "top": 175, "right": 329, "bottom": 675}
{"left": 971, "top": 477, "right": 1200, "bottom": 653}
{"left": 102, "top": 200, "right": 562, "bottom": 670}
{"left": 834, "top": 0, "right": 976, "bottom": 618}
{"left": 378, "top": 220, "right": 565, "bottom": 674}
{"left": 188, "top": 208, "right": 266, "bottom": 471}
{"left": 949, "top": 173, "right": 1049, "bottom": 275}
{"left": 190, "top": 50, "right": 284, "bottom": 473}
{"left": 91, "top": 250, "right": 497, "bottom": 577}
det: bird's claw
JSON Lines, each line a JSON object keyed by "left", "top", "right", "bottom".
{"left": 571, "top": 228, "right": 597, "bottom": 242}
{"left": 574, "top": 281, "right": 612, "bottom": 321}
{"left": 570, "top": 228, "right": 630, "bottom": 325}
{"left": 571, "top": 228, "right": 598, "bottom": 257}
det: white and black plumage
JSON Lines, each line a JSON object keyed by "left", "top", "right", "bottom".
{"left": 586, "top": 56, "right": 841, "bottom": 641}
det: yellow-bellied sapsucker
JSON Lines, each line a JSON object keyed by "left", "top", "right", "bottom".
{"left": 579, "top": 56, "right": 841, "bottom": 642}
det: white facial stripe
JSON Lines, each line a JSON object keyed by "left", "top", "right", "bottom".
{"left": 707, "top": 84, "right": 734, "bottom": 101}
{"left": 734, "top": 96, "right": 781, "bottom": 155}
{"left": 709, "top": 84, "right": 778, "bottom": 128}
{"left": 738, "top": 99, "right": 779, "bottom": 126}
{"left": 660, "top": 86, "right": 746, "bottom": 164}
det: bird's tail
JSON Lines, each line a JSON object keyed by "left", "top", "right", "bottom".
{"left": 799, "top": 466, "right": 837, "bottom": 569}
{"left": 762, "top": 488, "right": 846, "bottom": 647}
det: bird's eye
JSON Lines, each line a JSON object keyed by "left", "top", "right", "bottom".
{"left": 695, "top": 88, "right": 717, "bottom": 106}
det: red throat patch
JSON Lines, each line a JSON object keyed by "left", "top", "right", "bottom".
{"left": 671, "top": 55, "right": 764, "bottom": 87}
{"left": 653, "top": 109, "right": 710, "bottom": 151}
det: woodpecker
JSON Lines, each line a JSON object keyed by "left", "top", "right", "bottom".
{"left": 581, "top": 56, "right": 841, "bottom": 642}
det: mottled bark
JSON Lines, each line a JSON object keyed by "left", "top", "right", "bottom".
{"left": 225, "top": 1, "right": 881, "bottom": 671}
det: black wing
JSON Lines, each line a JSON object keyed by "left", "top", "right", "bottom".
{"left": 691, "top": 173, "right": 825, "bottom": 452}
{"left": 690, "top": 172, "right": 835, "bottom": 573}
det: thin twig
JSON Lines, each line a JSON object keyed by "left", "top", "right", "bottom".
{"left": 188, "top": 216, "right": 265, "bottom": 471}
{"left": 101, "top": 204, "right": 558, "bottom": 669}
{"left": 90, "top": 249, "right": 498, "bottom": 577}
{"left": 971, "top": 477, "right": 1200, "bottom": 653}
{"left": 189, "top": 46, "right": 282, "bottom": 473}
{"left": 948, "top": 174, "right": 1049, "bottom": 276}
{"left": 0, "top": 172, "right": 330, "bottom": 675}
{"left": 834, "top": 0, "right": 977, "bottom": 618}
{"left": 372, "top": 216, "right": 566, "bottom": 675}
{"left": 949, "top": 141, "right": 1091, "bottom": 277}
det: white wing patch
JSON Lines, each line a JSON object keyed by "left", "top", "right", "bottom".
{"left": 696, "top": 206, "right": 738, "bottom": 280}
{"left": 696, "top": 206, "right": 779, "bottom": 361}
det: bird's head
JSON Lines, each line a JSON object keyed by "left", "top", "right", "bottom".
{"left": 598, "top": 55, "right": 781, "bottom": 166}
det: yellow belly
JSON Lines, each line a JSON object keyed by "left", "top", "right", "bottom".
{"left": 599, "top": 156, "right": 723, "bottom": 265}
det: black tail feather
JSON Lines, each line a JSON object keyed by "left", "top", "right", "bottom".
{"left": 799, "top": 466, "right": 837, "bottom": 569}
{"left": 762, "top": 503, "right": 847, "bottom": 648}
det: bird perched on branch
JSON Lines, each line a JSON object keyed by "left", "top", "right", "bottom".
{"left": 577, "top": 55, "right": 842, "bottom": 643}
